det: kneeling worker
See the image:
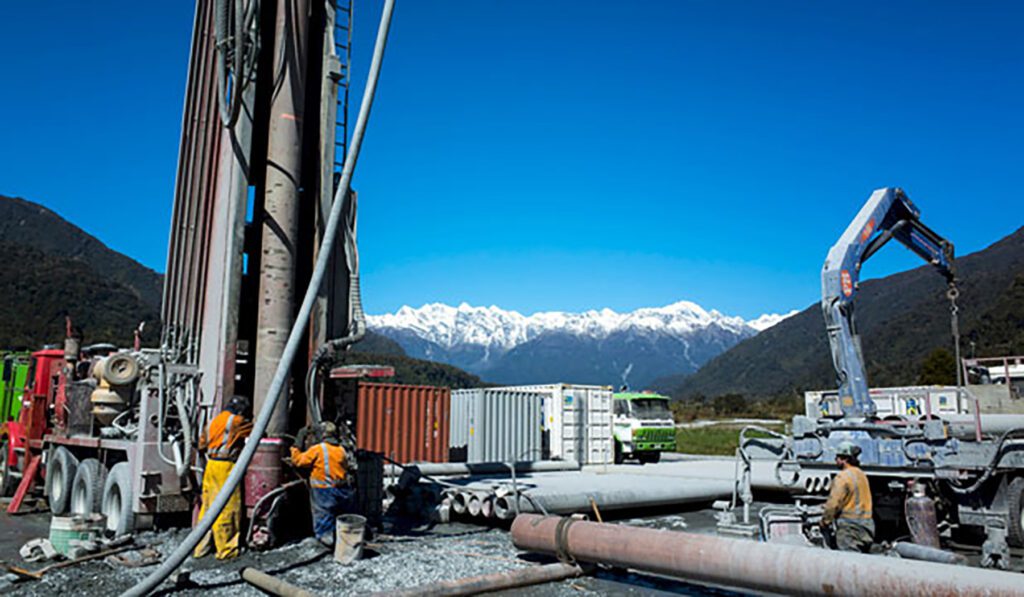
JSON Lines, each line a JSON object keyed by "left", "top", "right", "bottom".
{"left": 194, "top": 395, "right": 253, "bottom": 560}
{"left": 821, "top": 441, "right": 874, "bottom": 552}
{"left": 290, "top": 422, "right": 355, "bottom": 545}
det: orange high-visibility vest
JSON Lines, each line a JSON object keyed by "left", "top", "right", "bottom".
{"left": 290, "top": 442, "right": 348, "bottom": 488}
{"left": 199, "top": 411, "right": 253, "bottom": 461}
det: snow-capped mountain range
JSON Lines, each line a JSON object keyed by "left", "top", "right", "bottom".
{"left": 368, "top": 302, "right": 797, "bottom": 388}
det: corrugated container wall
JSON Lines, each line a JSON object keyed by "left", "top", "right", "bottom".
{"left": 497, "top": 384, "right": 613, "bottom": 465}
{"left": 356, "top": 383, "right": 450, "bottom": 463}
{"left": 805, "top": 385, "right": 964, "bottom": 418}
{"left": 450, "top": 389, "right": 543, "bottom": 463}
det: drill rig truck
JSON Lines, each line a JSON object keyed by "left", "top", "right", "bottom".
{"left": 745, "top": 188, "right": 1024, "bottom": 568}
{"left": 1, "top": 0, "right": 377, "bottom": 547}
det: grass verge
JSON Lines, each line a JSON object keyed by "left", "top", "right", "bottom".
{"left": 675, "top": 423, "right": 785, "bottom": 456}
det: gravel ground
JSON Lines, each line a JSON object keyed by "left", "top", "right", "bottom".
{"left": 1, "top": 508, "right": 752, "bottom": 596}
{"left": 4, "top": 494, "right": 1018, "bottom": 596}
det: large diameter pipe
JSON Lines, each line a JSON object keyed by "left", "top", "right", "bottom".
{"left": 250, "top": 0, "right": 313, "bottom": 505}
{"left": 941, "top": 414, "right": 1024, "bottom": 439}
{"left": 450, "top": 491, "right": 469, "bottom": 515}
{"left": 500, "top": 478, "right": 731, "bottom": 518}
{"left": 240, "top": 567, "right": 318, "bottom": 597}
{"left": 388, "top": 460, "right": 581, "bottom": 477}
{"left": 375, "top": 563, "right": 583, "bottom": 597}
{"left": 891, "top": 542, "right": 966, "bottom": 566}
{"left": 511, "top": 514, "right": 1024, "bottom": 596}
{"left": 124, "top": 2, "right": 396, "bottom": 595}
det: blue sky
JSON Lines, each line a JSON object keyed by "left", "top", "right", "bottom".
{"left": 2, "top": 1, "right": 1021, "bottom": 318}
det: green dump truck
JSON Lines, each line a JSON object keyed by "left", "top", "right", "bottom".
{"left": 612, "top": 392, "right": 676, "bottom": 464}
{"left": 1, "top": 354, "right": 30, "bottom": 424}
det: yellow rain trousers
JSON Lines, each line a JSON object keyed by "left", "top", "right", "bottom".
{"left": 193, "top": 459, "right": 241, "bottom": 560}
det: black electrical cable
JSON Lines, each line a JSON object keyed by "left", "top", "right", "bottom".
{"left": 943, "top": 427, "right": 1024, "bottom": 495}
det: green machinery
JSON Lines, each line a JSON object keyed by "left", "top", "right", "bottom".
{"left": 613, "top": 392, "right": 676, "bottom": 464}
{"left": 0, "top": 354, "right": 30, "bottom": 424}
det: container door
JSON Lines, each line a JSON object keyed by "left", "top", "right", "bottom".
{"left": 584, "top": 388, "right": 613, "bottom": 464}
{"left": 560, "top": 388, "right": 581, "bottom": 463}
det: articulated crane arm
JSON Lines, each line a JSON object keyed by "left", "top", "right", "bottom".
{"left": 822, "top": 187, "right": 957, "bottom": 418}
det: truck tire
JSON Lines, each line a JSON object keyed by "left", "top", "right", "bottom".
{"left": 71, "top": 459, "right": 107, "bottom": 515}
{"left": 46, "top": 447, "right": 78, "bottom": 515}
{"left": 102, "top": 462, "right": 135, "bottom": 536}
{"left": 1008, "top": 477, "right": 1024, "bottom": 548}
{"left": 614, "top": 441, "right": 624, "bottom": 465}
{"left": 639, "top": 451, "right": 661, "bottom": 464}
{"left": 0, "top": 439, "right": 15, "bottom": 497}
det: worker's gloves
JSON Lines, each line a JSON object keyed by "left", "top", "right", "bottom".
{"left": 295, "top": 426, "right": 309, "bottom": 449}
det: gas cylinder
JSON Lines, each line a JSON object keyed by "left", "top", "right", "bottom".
{"left": 905, "top": 481, "right": 940, "bottom": 548}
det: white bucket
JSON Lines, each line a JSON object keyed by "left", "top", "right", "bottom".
{"left": 49, "top": 515, "right": 101, "bottom": 556}
{"left": 334, "top": 514, "right": 366, "bottom": 564}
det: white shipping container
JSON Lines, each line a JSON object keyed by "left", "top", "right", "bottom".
{"left": 497, "top": 383, "right": 614, "bottom": 465}
{"left": 805, "top": 385, "right": 964, "bottom": 418}
{"left": 450, "top": 389, "right": 543, "bottom": 463}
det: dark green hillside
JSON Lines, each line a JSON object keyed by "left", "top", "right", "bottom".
{"left": 659, "top": 226, "right": 1024, "bottom": 400}
{"left": 334, "top": 351, "right": 487, "bottom": 389}
{"left": 0, "top": 195, "right": 164, "bottom": 310}
{"left": 0, "top": 243, "right": 160, "bottom": 349}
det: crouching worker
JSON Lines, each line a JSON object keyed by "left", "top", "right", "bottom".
{"left": 820, "top": 441, "right": 874, "bottom": 552}
{"left": 290, "top": 422, "right": 355, "bottom": 545}
{"left": 194, "top": 395, "right": 253, "bottom": 560}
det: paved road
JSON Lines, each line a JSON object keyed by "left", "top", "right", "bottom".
{"left": 675, "top": 418, "right": 784, "bottom": 429}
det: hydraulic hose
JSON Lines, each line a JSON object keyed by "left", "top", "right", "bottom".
{"left": 308, "top": 189, "right": 367, "bottom": 425}
{"left": 124, "top": 2, "right": 395, "bottom": 594}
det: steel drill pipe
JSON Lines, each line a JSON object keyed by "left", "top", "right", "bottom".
{"left": 386, "top": 460, "right": 581, "bottom": 477}
{"left": 511, "top": 514, "right": 1024, "bottom": 596}
{"left": 240, "top": 567, "right": 318, "bottom": 597}
{"left": 492, "top": 475, "right": 732, "bottom": 520}
{"left": 124, "top": 1, "right": 395, "bottom": 594}
{"left": 891, "top": 542, "right": 967, "bottom": 566}
{"left": 376, "top": 563, "right": 583, "bottom": 597}
{"left": 942, "top": 414, "right": 1024, "bottom": 439}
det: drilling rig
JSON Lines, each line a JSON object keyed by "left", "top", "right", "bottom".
{"left": 1, "top": 0, "right": 375, "bottom": 544}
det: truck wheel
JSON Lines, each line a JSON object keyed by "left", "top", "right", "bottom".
{"left": 614, "top": 441, "right": 624, "bottom": 465}
{"left": 1008, "top": 477, "right": 1024, "bottom": 548}
{"left": 639, "top": 451, "right": 661, "bottom": 464}
{"left": 0, "top": 439, "right": 14, "bottom": 497}
{"left": 71, "top": 459, "right": 107, "bottom": 515}
{"left": 102, "top": 462, "right": 135, "bottom": 536}
{"left": 46, "top": 447, "right": 78, "bottom": 515}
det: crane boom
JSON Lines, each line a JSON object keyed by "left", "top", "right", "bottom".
{"left": 821, "top": 187, "right": 956, "bottom": 417}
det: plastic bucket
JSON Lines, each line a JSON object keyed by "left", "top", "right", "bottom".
{"left": 49, "top": 515, "right": 100, "bottom": 556}
{"left": 334, "top": 514, "right": 366, "bottom": 564}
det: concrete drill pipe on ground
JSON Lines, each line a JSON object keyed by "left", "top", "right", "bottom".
{"left": 240, "top": 568, "right": 318, "bottom": 597}
{"left": 493, "top": 476, "right": 733, "bottom": 519}
{"left": 511, "top": 514, "right": 1024, "bottom": 596}
{"left": 376, "top": 562, "right": 584, "bottom": 597}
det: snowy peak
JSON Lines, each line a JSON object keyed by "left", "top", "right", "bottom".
{"left": 368, "top": 301, "right": 792, "bottom": 350}
{"left": 746, "top": 310, "right": 800, "bottom": 332}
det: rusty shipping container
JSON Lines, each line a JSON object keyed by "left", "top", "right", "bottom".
{"left": 356, "top": 383, "right": 450, "bottom": 463}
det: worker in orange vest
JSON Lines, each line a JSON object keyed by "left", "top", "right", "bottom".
{"left": 194, "top": 395, "right": 253, "bottom": 560}
{"left": 290, "top": 421, "right": 355, "bottom": 545}
{"left": 821, "top": 441, "right": 874, "bottom": 552}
